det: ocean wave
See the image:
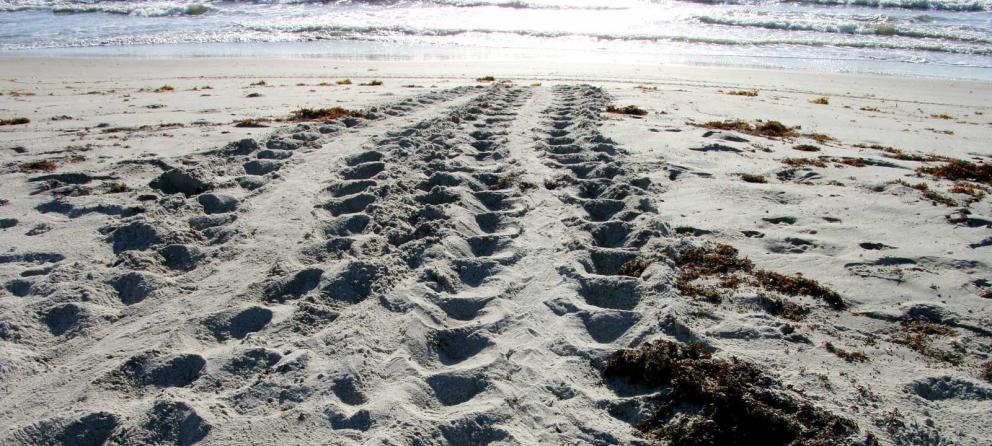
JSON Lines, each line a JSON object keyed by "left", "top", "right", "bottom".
{"left": 781, "top": 0, "right": 989, "bottom": 11}
{"left": 432, "top": 0, "right": 627, "bottom": 9}
{"left": 696, "top": 16, "right": 992, "bottom": 44}
{"left": 244, "top": 23, "right": 992, "bottom": 55}
{"left": 3, "top": 18, "right": 988, "bottom": 60}
{"left": 0, "top": 0, "right": 629, "bottom": 14}
{"left": 674, "top": 0, "right": 989, "bottom": 11}
{"left": 0, "top": 1, "right": 213, "bottom": 16}
{"left": 55, "top": 4, "right": 211, "bottom": 16}
{"left": 279, "top": 0, "right": 625, "bottom": 8}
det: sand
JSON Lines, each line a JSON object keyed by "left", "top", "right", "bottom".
{"left": 0, "top": 56, "right": 990, "bottom": 445}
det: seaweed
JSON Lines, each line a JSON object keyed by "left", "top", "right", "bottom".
{"left": 890, "top": 319, "right": 962, "bottom": 366}
{"left": 603, "top": 340, "right": 858, "bottom": 446}
{"left": 755, "top": 121, "right": 796, "bottom": 137}
{"left": 233, "top": 118, "right": 270, "bottom": 128}
{"left": 19, "top": 160, "right": 57, "bottom": 173}
{"left": 805, "top": 133, "right": 836, "bottom": 144}
{"left": 290, "top": 107, "right": 365, "bottom": 121}
{"left": 854, "top": 144, "right": 947, "bottom": 162}
{"left": 675, "top": 244, "right": 754, "bottom": 280}
{"left": 825, "top": 342, "right": 869, "bottom": 363}
{"left": 725, "top": 90, "right": 758, "bottom": 97}
{"left": 606, "top": 105, "right": 648, "bottom": 116}
{"left": 698, "top": 120, "right": 753, "bottom": 133}
{"left": 782, "top": 158, "right": 827, "bottom": 168}
{"left": 740, "top": 174, "right": 767, "bottom": 184}
{"left": 755, "top": 270, "right": 845, "bottom": 310}
{"left": 897, "top": 181, "right": 958, "bottom": 207}
{"left": 758, "top": 294, "right": 808, "bottom": 321}
{"left": 617, "top": 259, "right": 651, "bottom": 278}
{"left": 948, "top": 182, "right": 987, "bottom": 200}
{"left": 836, "top": 158, "right": 867, "bottom": 168}
{"left": 0, "top": 117, "right": 30, "bottom": 126}
{"left": 917, "top": 159, "right": 992, "bottom": 185}
{"left": 695, "top": 120, "right": 800, "bottom": 138}
{"left": 673, "top": 244, "right": 846, "bottom": 311}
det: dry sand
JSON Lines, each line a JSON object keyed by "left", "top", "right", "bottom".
{"left": 0, "top": 57, "right": 990, "bottom": 445}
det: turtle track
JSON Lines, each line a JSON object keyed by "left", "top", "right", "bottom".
{"left": 240, "top": 84, "right": 539, "bottom": 442}
{"left": 0, "top": 86, "right": 484, "bottom": 445}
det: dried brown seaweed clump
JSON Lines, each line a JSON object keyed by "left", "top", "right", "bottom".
{"left": 290, "top": 107, "right": 365, "bottom": 121}
{"left": 740, "top": 174, "right": 767, "bottom": 184}
{"left": 890, "top": 319, "right": 963, "bottom": 366}
{"left": 603, "top": 340, "right": 858, "bottom": 446}
{"left": 19, "top": 160, "right": 57, "bottom": 173}
{"left": 0, "top": 117, "right": 30, "bottom": 126}
{"left": 233, "top": 118, "right": 270, "bottom": 128}
{"left": 694, "top": 119, "right": 837, "bottom": 143}
{"left": 917, "top": 159, "right": 992, "bottom": 185}
{"left": 673, "top": 243, "right": 846, "bottom": 312}
{"left": 606, "top": 105, "right": 648, "bottom": 116}
{"left": 782, "top": 158, "right": 828, "bottom": 168}
{"left": 895, "top": 181, "right": 958, "bottom": 207}
{"left": 725, "top": 90, "right": 758, "bottom": 97}
{"left": 696, "top": 120, "right": 797, "bottom": 138}
{"left": 853, "top": 144, "right": 947, "bottom": 163}
{"left": 617, "top": 259, "right": 651, "bottom": 278}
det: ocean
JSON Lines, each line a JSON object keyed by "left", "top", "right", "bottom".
{"left": 1, "top": 0, "right": 990, "bottom": 79}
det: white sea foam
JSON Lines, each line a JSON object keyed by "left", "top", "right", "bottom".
{"left": 0, "top": 0, "right": 989, "bottom": 76}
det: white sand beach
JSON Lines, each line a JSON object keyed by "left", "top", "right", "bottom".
{"left": 1, "top": 56, "right": 990, "bottom": 444}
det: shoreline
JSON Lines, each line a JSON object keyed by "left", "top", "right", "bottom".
{"left": 3, "top": 39, "right": 992, "bottom": 82}
{"left": 2, "top": 56, "right": 990, "bottom": 105}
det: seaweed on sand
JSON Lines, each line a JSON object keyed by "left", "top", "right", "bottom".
{"left": 673, "top": 243, "right": 846, "bottom": 310}
{"left": 606, "top": 105, "right": 648, "bottom": 116}
{"left": 0, "top": 117, "right": 30, "bottom": 126}
{"left": 918, "top": 159, "right": 992, "bottom": 185}
{"left": 603, "top": 340, "right": 858, "bottom": 446}
{"left": 291, "top": 107, "right": 365, "bottom": 121}
{"left": 19, "top": 160, "right": 57, "bottom": 173}
{"left": 696, "top": 120, "right": 795, "bottom": 138}
{"left": 233, "top": 118, "right": 270, "bottom": 128}
{"left": 725, "top": 90, "right": 758, "bottom": 97}
{"left": 740, "top": 174, "right": 767, "bottom": 184}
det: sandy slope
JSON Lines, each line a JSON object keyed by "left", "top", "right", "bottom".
{"left": 0, "top": 58, "right": 990, "bottom": 445}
